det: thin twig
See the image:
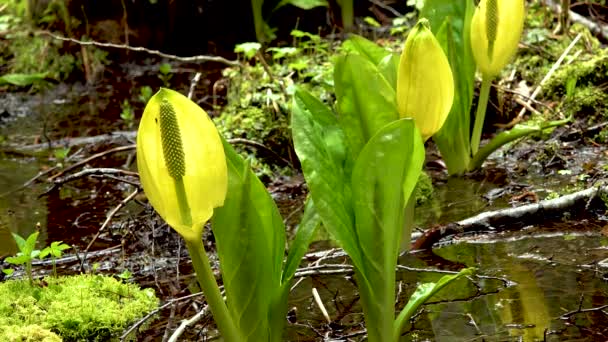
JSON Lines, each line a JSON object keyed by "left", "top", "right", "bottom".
{"left": 188, "top": 72, "right": 202, "bottom": 100}
{"left": 47, "top": 145, "right": 137, "bottom": 181}
{"left": 162, "top": 303, "right": 178, "bottom": 342}
{"left": 229, "top": 138, "right": 293, "bottom": 167}
{"left": 255, "top": 51, "right": 288, "bottom": 95}
{"left": 43, "top": 167, "right": 139, "bottom": 195}
{"left": 120, "top": 292, "right": 204, "bottom": 341}
{"left": 561, "top": 304, "right": 608, "bottom": 319}
{"left": 312, "top": 288, "right": 332, "bottom": 324}
{"left": 497, "top": 33, "right": 582, "bottom": 128}
{"left": 167, "top": 305, "right": 209, "bottom": 342}
{"left": 36, "top": 30, "right": 241, "bottom": 67}
{"left": 83, "top": 188, "right": 140, "bottom": 255}
{"left": 368, "top": 0, "right": 403, "bottom": 17}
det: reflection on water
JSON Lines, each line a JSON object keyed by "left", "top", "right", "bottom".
{"left": 418, "top": 227, "right": 608, "bottom": 341}
{"left": 0, "top": 156, "right": 48, "bottom": 257}
{"left": 416, "top": 176, "right": 509, "bottom": 227}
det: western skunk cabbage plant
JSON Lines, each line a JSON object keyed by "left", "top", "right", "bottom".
{"left": 137, "top": 88, "right": 321, "bottom": 341}
{"left": 137, "top": 88, "right": 227, "bottom": 242}
{"left": 137, "top": 88, "right": 238, "bottom": 340}
{"left": 292, "top": 19, "right": 473, "bottom": 342}
{"left": 469, "top": 0, "right": 526, "bottom": 154}
{"left": 421, "top": 0, "right": 569, "bottom": 174}
{"left": 397, "top": 19, "right": 454, "bottom": 141}
{"left": 470, "top": 0, "right": 526, "bottom": 78}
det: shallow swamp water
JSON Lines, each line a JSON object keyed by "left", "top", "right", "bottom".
{"left": 0, "top": 63, "right": 607, "bottom": 341}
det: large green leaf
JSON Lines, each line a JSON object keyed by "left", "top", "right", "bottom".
{"left": 268, "top": 197, "right": 321, "bottom": 342}
{"left": 393, "top": 268, "right": 474, "bottom": 339}
{"left": 212, "top": 139, "right": 286, "bottom": 341}
{"left": 378, "top": 53, "right": 400, "bottom": 91}
{"left": 281, "top": 198, "right": 321, "bottom": 283}
{"left": 341, "top": 35, "right": 391, "bottom": 66}
{"left": 350, "top": 119, "right": 425, "bottom": 342}
{"left": 291, "top": 88, "right": 363, "bottom": 268}
{"left": 334, "top": 54, "right": 399, "bottom": 159}
{"left": 425, "top": 0, "right": 476, "bottom": 175}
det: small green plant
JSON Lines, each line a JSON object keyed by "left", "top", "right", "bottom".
{"left": 120, "top": 99, "right": 135, "bottom": 128}
{"left": 39, "top": 241, "right": 70, "bottom": 278}
{"left": 4, "top": 232, "right": 41, "bottom": 286}
{"left": 52, "top": 147, "right": 70, "bottom": 165}
{"left": 138, "top": 85, "right": 153, "bottom": 104}
{"left": 158, "top": 63, "right": 172, "bottom": 87}
{"left": 117, "top": 269, "right": 133, "bottom": 281}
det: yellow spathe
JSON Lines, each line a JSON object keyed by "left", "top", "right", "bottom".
{"left": 397, "top": 19, "right": 454, "bottom": 141}
{"left": 137, "top": 88, "right": 227, "bottom": 240}
{"left": 470, "top": 0, "right": 525, "bottom": 77}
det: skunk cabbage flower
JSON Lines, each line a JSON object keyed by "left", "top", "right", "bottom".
{"left": 470, "top": 0, "right": 525, "bottom": 77}
{"left": 137, "top": 88, "right": 227, "bottom": 241}
{"left": 397, "top": 19, "right": 454, "bottom": 141}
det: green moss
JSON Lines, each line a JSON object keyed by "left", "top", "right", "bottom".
{"left": 214, "top": 106, "right": 292, "bottom": 180}
{"left": 545, "top": 55, "right": 608, "bottom": 97}
{"left": 0, "top": 324, "right": 62, "bottom": 342}
{"left": 414, "top": 172, "right": 434, "bottom": 206}
{"left": 0, "top": 274, "right": 158, "bottom": 341}
{"left": 514, "top": 8, "right": 608, "bottom": 122}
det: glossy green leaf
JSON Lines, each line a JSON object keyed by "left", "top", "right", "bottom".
{"left": 39, "top": 241, "right": 71, "bottom": 259}
{"left": 377, "top": 53, "right": 400, "bottom": 91}
{"left": 341, "top": 35, "right": 391, "bottom": 66}
{"left": 5, "top": 255, "right": 29, "bottom": 265}
{"left": 393, "top": 268, "right": 475, "bottom": 339}
{"left": 268, "top": 197, "right": 321, "bottom": 341}
{"left": 350, "top": 119, "right": 425, "bottom": 342}
{"left": 426, "top": 0, "right": 476, "bottom": 175}
{"left": 291, "top": 88, "right": 363, "bottom": 268}
{"left": 212, "top": 138, "right": 286, "bottom": 341}
{"left": 12, "top": 233, "right": 27, "bottom": 252}
{"left": 469, "top": 117, "right": 571, "bottom": 171}
{"left": 334, "top": 54, "right": 399, "bottom": 159}
{"left": 13, "top": 232, "right": 39, "bottom": 256}
{"left": 282, "top": 198, "right": 321, "bottom": 283}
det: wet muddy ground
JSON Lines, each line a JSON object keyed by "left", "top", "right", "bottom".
{"left": 1, "top": 52, "right": 608, "bottom": 342}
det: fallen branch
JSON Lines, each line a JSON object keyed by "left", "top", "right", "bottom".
{"left": 167, "top": 305, "right": 210, "bottom": 342}
{"left": 47, "top": 147, "right": 137, "bottom": 181}
{"left": 3, "top": 131, "right": 137, "bottom": 153}
{"left": 42, "top": 167, "right": 139, "bottom": 195}
{"left": 36, "top": 30, "right": 241, "bottom": 67}
{"left": 412, "top": 185, "right": 608, "bottom": 250}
